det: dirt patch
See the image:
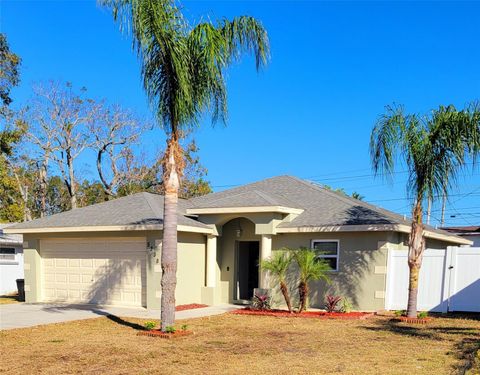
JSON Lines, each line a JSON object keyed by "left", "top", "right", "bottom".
{"left": 175, "top": 303, "right": 208, "bottom": 311}
{"left": 137, "top": 330, "right": 193, "bottom": 339}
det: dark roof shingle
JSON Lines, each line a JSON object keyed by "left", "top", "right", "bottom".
{"left": 8, "top": 193, "right": 209, "bottom": 230}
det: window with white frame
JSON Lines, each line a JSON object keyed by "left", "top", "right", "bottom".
{"left": 0, "top": 247, "right": 16, "bottom": 261}
{"left": 311, "top": 240, "right": 339, "bottom": 271}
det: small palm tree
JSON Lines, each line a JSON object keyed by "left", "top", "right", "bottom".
{"left": 293, "top": 248, "right": 331, "bottom": 313}
{"left": 370, "top": 103, "right": 480, "bottom": 318}
{"left": 261, "top": 250, "right": 294, "bottom": 313}
{"left": 103, "top": 0, "right": 269, "bottom": 331}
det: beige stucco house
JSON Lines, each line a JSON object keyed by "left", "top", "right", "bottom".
{"left": 5, "top": 176, "right": 471, "bottom": 311}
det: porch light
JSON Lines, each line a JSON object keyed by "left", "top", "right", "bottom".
{"left": 236, "top": 220, "right": 243, "bottom": 238}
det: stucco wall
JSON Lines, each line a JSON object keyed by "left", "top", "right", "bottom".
{"left": 271, "top": 232, "right": 391, "bottom": 311}
{"left": 23, "top": 231, "right": 207, "bottom": 308}
{"left": 175, "top": 232, "right": 206, "bottom": 305}
{"left": 216, "top": 220, "right": 393, "bottom": 310}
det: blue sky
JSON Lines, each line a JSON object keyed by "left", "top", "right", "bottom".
{"left": 2, "top": 1, "right": 479, "bottom": 227}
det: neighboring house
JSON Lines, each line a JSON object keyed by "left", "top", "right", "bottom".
{"left": 0, "top": 223, "right": 24, "bottom": 295}
{"left": 4, "top": 176, "right": 470, "bottom": 311}
{"left": 441, "top": 226, "right": 480, "bottom": 247}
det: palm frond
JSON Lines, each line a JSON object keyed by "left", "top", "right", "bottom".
{"left": 370, "top": 102, "right": 480, "bottom": 209}
{"left": 293, "top": 248, "right": 331, "bottom": 284}
{"left": 219, "top": 16, "right": 270, "bottom": 70}
{"left": 370, "top": 104, "right": 408, "bottom": 180}
{"left": 260, "top": 249, "right": 292, "bottom": 282}
{"left": 102, "top": 1, "right": 270, "bottom": 134}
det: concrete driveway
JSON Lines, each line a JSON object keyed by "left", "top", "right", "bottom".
{"left": 0, "top": 303, "right": 238, "bottom": 330}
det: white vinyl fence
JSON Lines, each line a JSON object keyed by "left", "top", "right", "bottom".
{"left": 386, "top": 247, "right": 480, "bottom": 313}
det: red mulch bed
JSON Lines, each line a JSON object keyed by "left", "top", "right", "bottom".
{"left": 175, "top": 303, "right": 209, "bottom": 312}
{"left": 137, "top": 330, "right": 194, "bottom": 339}
{"left": 231, "top": 308, "right": 373, "bottom": 320}
{"left": 393, "top": 316, "right": 431, "bottom": 324}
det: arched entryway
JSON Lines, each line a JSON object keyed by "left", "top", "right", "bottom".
{"left": 221, "top": 218, "right": 260, "bottom": 303}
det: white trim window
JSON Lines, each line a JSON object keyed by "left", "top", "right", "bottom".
{"left": 0, "top": 247, "right": 16, "bottom": 261}
{"left": 311, "top": 240, "right": 339, "bottom": 271}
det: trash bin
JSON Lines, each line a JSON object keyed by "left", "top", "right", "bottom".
{"left": 16, "top": 279, "right": 25, "bottom": 302}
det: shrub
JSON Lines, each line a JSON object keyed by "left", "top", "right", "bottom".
{"left": 418, "top": 311, "right": 428, "bottom": 319}
{"left": 394, "top": 310, "right": 405, "bottom": 317}
{"left": 252, "top": 293, "right": 271, "bottom": 311}
{"left": 261, "top": 250, "right": 294, "bottom": 312}
{"left": 144, "top": 321, "right": 156, "bottom": 330}
{"left": 325, "top": 295, "right": 342, "bottom": 312}
{"left": 165, "top": 325, "right": 176, "bottom": 334}
{"left": 181, "top": 324, "right": 188, "bottom": 331}
{"left": 293, "top": 248, "right": 331, "bottom": 313}
{"left": 340, "top": 298, "right": 353, "bottom": 313}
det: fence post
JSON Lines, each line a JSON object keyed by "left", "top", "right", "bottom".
{"left": 444, "top": 246, "right": 457, "bottom": 313}
{"left": 384, "top": 247, "right": 392, "bottom": 310}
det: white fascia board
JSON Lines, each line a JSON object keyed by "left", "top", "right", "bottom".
{"left": 186, "top": 206, "right": 304, "bottom": 215}
{"left": 4, "top": 224, "right": 213, "bottom": 235}
{"left": 276, "top": 224, "right": 472, "bottom": 245}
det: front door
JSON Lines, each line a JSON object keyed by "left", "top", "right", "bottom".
{"left": 235, "top": 241, "right": 259, "bottom": 303}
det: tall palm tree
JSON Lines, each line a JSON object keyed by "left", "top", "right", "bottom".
{"left": 103, "top": 0, "right": 269, "bottom": 331}
{"left": 261, "top": 250, "right": 294, "bottom": 313}
{"left": 293, "top": 248, "right": 331, "bottom": 313}
{"left": 370, "top": 103, "right": 480, "bottom": 318}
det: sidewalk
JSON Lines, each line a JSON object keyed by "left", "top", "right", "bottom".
{"left": 0, "top": 303, "right": 238, "bottom": 330}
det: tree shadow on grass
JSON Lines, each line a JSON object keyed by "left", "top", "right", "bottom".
{"left": 361, "top": 318, "right": 480, "bottom": 374}
{"left": 40, "top": 305, "right": 147, "bottom": 330}
{"left": 103, "top": 314, "right": 146, "bottom": 331}
{"left": 362, "top": 318, "right": 439, "bottom": 339}
{"left": 452, "top": 338, "right": 480, "bottom": 374}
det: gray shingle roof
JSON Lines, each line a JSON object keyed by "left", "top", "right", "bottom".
{"left": 190, "top": 175, "right": 451, "bottom": 234}
{"left": 8, "top": 193, "right": 209, "bottom": 230}
{"left": 7, "top": 175, "right": 456, "bottom": 238}
{"left": 190, "top": 189, "right": 298, "bottom": 208}
{"left": 0, "top": 223, "right": 23, "bottom": 245}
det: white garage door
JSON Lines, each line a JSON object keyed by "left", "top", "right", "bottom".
{"left": 41, "top": 238, "right": 146, "bottom": 307}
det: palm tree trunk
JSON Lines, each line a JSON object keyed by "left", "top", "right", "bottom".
{"left": 160, "top": 137, "right": 180, "bottom": 332}
{"left": 407, "top": 263, "right": 420, "bottom": 317}
{"left": 298, "top": 281, "right": 308, "bottom": 313}
{"left": 280, "top": 280, "right": 293, "bottom": 313}
{"left": 406, "top": 200, "right": 425, "bottom": 318}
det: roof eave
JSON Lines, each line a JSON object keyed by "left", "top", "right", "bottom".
{"left": 186, "top": 206, "right": 304, "bottom": 215}
{"left": 276, "top": 224, "right": 473, "bottom": 245}
{"left": 3, "top": 224, "right": 213, "bottom": 235}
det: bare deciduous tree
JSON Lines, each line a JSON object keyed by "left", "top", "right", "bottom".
{"left": 26, "top": 81, "right": 100, "bottom": 209}
{"left": 89, "top": 105, "right": 149, "bottom": 198}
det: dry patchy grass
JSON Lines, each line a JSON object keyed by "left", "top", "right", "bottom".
{"left": 0, "top": 294, "right": 21, "bottom": 305}
{"left": 0, "top": 313, "right": 479, "bottom": 374}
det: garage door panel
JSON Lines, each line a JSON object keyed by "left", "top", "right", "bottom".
{"left": 41, "top": 238, "right": 146, "bottom": 307}
{"left": 68, "top": 274, "right": 80, "bottom": 283}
